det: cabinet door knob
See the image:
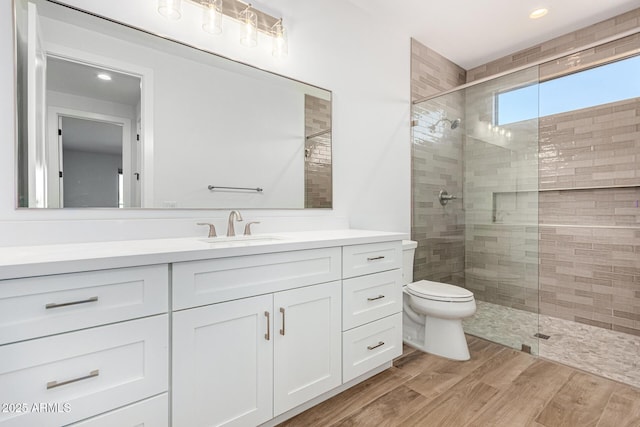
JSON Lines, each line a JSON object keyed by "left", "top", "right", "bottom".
{"left": 265, "top": 311, "right": 271, "bottom": 341}
{"left": 366, "top": 256, "right": 385, "bottom": 261}
{"left": 367, "top": 295, "right": 385, "bottom": 301}
{"left": 279, "top": 307, "right": 286, "bottom": 336}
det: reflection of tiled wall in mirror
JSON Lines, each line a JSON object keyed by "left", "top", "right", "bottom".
{"left": 304, "top": 95, "right": 332, "bottom": 208}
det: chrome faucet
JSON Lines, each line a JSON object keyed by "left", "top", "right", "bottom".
{"left": 226, "top": 210, "right": 244, "bottom": 237}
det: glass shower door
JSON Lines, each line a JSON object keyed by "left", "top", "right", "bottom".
{"left": 461, "top": 67, "right": 540, "bottom": 354}
{"left": 411, "top": 65, "right": 540, "bottom": 354}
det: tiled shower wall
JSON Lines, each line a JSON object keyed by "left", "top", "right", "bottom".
{"left": 538, "top": 95, "right": 640, "bottom": 335}
{"left": 411, "top": 39, "right": 466, "bottom": 283}
{"left": 304, "top": 95, "right": 332, "bottom": 208}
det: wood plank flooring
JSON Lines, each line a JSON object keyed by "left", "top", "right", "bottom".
{"left": 279, "top": 336, "right": 640, "bottom": 427}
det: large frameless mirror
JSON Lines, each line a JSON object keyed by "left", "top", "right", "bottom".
{"left": 15, "top": 0, "right": 332, "bottom": 209}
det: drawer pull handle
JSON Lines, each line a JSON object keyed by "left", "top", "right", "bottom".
{"left": 45, "top": 296, "right": 99, "bottom": 309}
{"left": 279, "top": 307, "right": 286, "bottom": 336}
{"left": 47, "top": 369, "right": 100, "bottom": 390}
{"left": 367, "top": 341, "right": 385, "bottom": 351}
{"left": 367, "top": 295, "right": 385, "bottom": 301}
{"left": 265, "top": 311, "right": 271, "bottom": 341}
{"left": 367, "top": 256, "right": 385, "bottom": 261}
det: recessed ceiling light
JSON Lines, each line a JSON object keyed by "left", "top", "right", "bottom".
{"left": 529, "top": 8, "right": 548, "bottom": 19}
{"left": 97, "top": 73, "right": 112, "bottom": 81}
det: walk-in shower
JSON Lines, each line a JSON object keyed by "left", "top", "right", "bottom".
{"left": 411, "top": 36, "right": 640, "bottom": 388}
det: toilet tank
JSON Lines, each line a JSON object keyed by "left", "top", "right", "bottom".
{"left": 402, "top": 240, "right": 418, "bottom": 284}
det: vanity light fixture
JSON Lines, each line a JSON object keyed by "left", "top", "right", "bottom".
{"left": 97, "top": 73, "right": 112, "bottom": 81}
{"left": 529, "top": 8, "right": 548, "bottom": 19}
{"left": 239, "top": 4, "right": 258, "bottom": 47}
{"left": 157, "top": 0, "right": 287, "bottom": 56}
{"left": 158, "top": 0, "right": 182, "bottom": 20}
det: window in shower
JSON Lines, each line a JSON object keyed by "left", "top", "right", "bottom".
{"left": 495, "top": 83, "right": 538, "bottom": 125}
{"left": 496, "top": 53, "right": 640, "bottom": 125}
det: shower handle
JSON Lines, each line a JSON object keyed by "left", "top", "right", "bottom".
{"left": 438, "top": 190, "right": 458, "bottom": 206}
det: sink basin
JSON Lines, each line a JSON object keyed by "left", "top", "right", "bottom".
{"left": 199, "top": 235, "right": 284, "bottom": 246}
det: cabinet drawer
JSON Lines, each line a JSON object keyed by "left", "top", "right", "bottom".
{"left": 342, "top": 313, "right": 402, "bottom": 383}
{"left": 68, "top": 394, "right": 168, "bottom": 427}
{"left": 0, "top": 265, "right": 168, "bottom": 345}
{"left": 342, "top": 242, "right": 402, "bottom": 279}
{"left": 172, "top": 248, "right": 341, "bottom": 310}
{"left": 343, "top": 269, "right": 402, "bottom": 331}
{"left": 0, "top": 315, "right": 168, "bottom": 427}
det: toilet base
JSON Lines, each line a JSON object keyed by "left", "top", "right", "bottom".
{"left": 402, "top": 308, "right": 470, "bottom": 361}
{"left": 423, "top": 316, "right": 470, "bottom": 361}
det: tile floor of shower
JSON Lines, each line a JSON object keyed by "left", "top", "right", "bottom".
{"left": 464, "top": 300, "right": 640, "bottom": 388}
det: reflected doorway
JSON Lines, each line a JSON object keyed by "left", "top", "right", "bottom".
{"left": 58, "top": 116, "right": 127, "bottom": 208}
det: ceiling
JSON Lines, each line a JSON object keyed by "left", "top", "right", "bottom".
{"left": 61, "top": 117, "right": 123, "bottom": 156}
{"left": 344, "top": 0, "right": 640, "bottom": 69}
{"left": 47, "top": 56, "right": 141, "bottom": 107}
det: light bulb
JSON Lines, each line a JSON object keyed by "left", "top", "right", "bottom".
{"left": 240, "top": 7, "right": 257, "bottom": 47}
{"left": 202, "top": 0, "right": 222, "bottom": 34}
{"left": 529, "top": 8, "right": 548, "bottom": 19}
{"left": 272, "top": 20, "right": 288, "bottom": 58}
{"left": 158, "top": 0, "right": 182, "bottom": 20}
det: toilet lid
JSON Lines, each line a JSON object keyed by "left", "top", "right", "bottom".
{"left": 406, "top": 280, "right": 474, "bottom": 302}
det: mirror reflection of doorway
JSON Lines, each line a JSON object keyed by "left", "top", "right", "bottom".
{"left": 59, "top": 116, "right": 124, "bottom": 208}
{"left": 45, "top": 56, "right": 142, "bottom": 208}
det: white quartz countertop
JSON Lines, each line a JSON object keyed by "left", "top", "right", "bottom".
{"left": 0, "top": 229, "right": 408, "bottom": 280}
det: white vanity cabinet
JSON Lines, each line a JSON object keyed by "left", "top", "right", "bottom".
{"left": 171, "top": 249, "right": 342, "bottom": 427}
{"left": 0, "top": 231, "right": 406, "bottom": 427}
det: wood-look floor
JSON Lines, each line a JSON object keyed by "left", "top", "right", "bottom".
{"left": 279, "top": 336, "right": 640, "bottom": 427}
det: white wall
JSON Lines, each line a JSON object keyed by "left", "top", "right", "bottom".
{"left": 0, "top": 0, "right": 411, "bottom": 246}
{"left": 47, "top": 91, "right": 136, "bottom": 122}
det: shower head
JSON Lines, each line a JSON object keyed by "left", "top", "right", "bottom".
{"left": 428, "top": 117, "right": 462, "bottom": 132}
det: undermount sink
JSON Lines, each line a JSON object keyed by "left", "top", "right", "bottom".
{"left": 199, "top": 235, "right": 284, "bottom": 246}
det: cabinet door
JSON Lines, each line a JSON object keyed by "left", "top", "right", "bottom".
{"left": 172, "top": 295, "right": 273, "bottom": 427}
{"left": 273, "top": 281, "right": 342, "bottom": 416}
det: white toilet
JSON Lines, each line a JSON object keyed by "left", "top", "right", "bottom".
{"left": 402, "top": 240, "right": 476, "bottom": 361}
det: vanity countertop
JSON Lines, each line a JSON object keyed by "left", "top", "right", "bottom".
{"left": 0, "top": 229, "right": 408, "bottom": 280}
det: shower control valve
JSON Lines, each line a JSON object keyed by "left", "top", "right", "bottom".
{"left": 438, "top": 190, "right": 458, "bottom": 206}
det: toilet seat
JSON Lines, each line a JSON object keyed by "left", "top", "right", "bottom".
{"left": 406, "top": 280, "right": 474, "bottom": 302}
